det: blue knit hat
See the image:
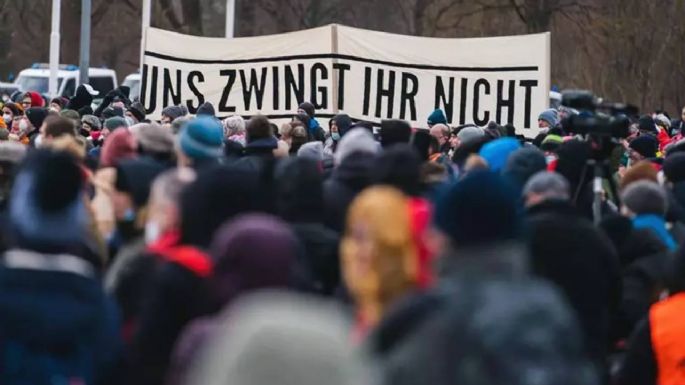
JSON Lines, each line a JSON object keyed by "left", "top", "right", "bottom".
{"left": 538, "top": 109, "right": 559, "bottom": 128}
{"left": 427, "top": 109, "right": 448, "bottom": 126}
{"left": 479, "top": 137, "right": 521, "bottom": 172}
{"left": 434, "top": 171, "right": 521, "bottom": 247}
{"left": 180, "top": 116, "right": 224, "bottom": 161}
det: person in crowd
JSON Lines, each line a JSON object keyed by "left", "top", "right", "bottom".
{"left": 297, "top": 141, "right": 324, "bottom": 163}
{"left": 81, "top": 113, "right": 102, "bottom": 146}
{"left": 538, "top": 108, "right": 560, "bottom": 131}
{"left": 130, "top": 122, "right": 175, "bottom": 168}
{"left": 324, "top": 128, "right": 379, "bottom": 232}
{"left": 2, "top": 102, "right": 23, "bottom": 131}
{"left": 288, "top": 123, "right": 309, "bottom": 155}
{"left": 195, "top": 102, "right": 215, "bottom": 118}
{"left": 429, "top": 123, "right": 451, "bottom": 155}
{"left": 524, "top": 171, "right": 621, "bottom": 375}
{"left": 432, "top": 171, "right": 524, "bottom": 281}
{"left": 427, "top": 108, "right": 448, "bottom": 127}
{"left": 380, "top": 119, "right": 412, "bottom": 148}
{"left": 616, "top": 248, "right": 685, "bottom": 385}
{"left": 65, "top": 84, "right": 97, "bottom": 113}
{"left": 297, "top": 101, "right": 325, "bottom": 142}
{"left": 24, "top": 107, "right": 49, "bottom": 145}
{"left": 167, "top": 214, "right": 299, "bottom": 384}
{"left": 478, "top": 137, "right": 521, "bottom": 172}
{"left": 374, "top": 276, "right": 597, "bottom": 385}
{"left": 222, "top": 114, "right": 246, "bottom": 147}
{"left": 128, "top": 162, "right": 268, "bottom": 385}
{"left": 161, "top": 105, "right": 186, "bottom": 125}
{"left": 176, "top": 116, "right": 224, "bottom": 169}
{"left": 181, "top": 292, "right": 366, "bottom": 385}
{"left": 324, "top": 113, "right": 352, "bottom": 155}
{"left": 341, "top": 185, "right": 419, "bottom": 340}
{"left": 105, "top": 168, "right": 196, "bottom": 336}
{"left": 502, "top": 146, "right": 547, "bottom": 196}
{"left": 39, "top": 115, "right": 76, "bottom": 145}
{"left": 0, "top": 150, "right": 120, "bottom": 384}
{"left": 629, "top": 135, "right": 660, "bottom": 164}
{"left": 125, "top": 101, "right": 146, "bottom": 124}
{"left": 236, "top": 115, "right": 278, "bottom": 172}
{"left": 276, "top": 157, "right": 340, "bottom": 295}
{"left": 20, "top": 91, "right": 45, "bottom": 110}
{"left": 108, "top": 156, "right": 166, "bottom": 261}
{"left": 49, "top": 97, "right": 65, "bottom": 112}
{"left": 621, "top": 180, "right": 677, "bottom": 251}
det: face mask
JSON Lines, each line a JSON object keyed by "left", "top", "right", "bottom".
{"left": 331, "top": 132, "right": 341, "bottom": 141}
{"left": 145, "top": 221, "right": 161, "bottom": 244}
{"left": 49, "top": 107, "right": 59, "bottom": 113}
{"left": 2, "top": 114, "right": 10, "bottom": 124}
{"left": 79, "top": 128, "right": 90, "bottom": 137}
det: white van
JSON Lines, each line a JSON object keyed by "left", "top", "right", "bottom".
{"left": 122, "top": 73, "right": 141, "bottom": 101}
{"left": 15, "top": 63, "right": 118, "bottom": 98}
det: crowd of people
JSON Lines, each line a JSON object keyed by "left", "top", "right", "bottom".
{"left": 1, "top": 82, "right": 685, "bottom": 385}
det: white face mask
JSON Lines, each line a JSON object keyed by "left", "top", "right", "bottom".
{"left": 145, "top": 221, "right": 161, "bottom": 244}
{"left": 2, "top": 114, "right": 10, "bottom": 124}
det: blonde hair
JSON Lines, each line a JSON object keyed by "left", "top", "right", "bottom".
{"left": 341, "top": 186, "right": 417, "bottom": 325}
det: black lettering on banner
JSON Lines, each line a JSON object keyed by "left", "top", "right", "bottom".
{"left": 363, "top": 67, "right": 372, "bottom": 115}
{"left": 141, "top": 64, "right": 158, "bottom": 114}
{"left": 285, "top": 64, "right": 305, "bottom": 110}
{"left": 240, "top": 67, "right": 268, "bottom": 110}
{"left": 473, "top": 78, "right": 491, "bottom": 126}
{"left": 496, "top": 79, "right": 515, "bottom": 124}
{"left": 375, "top": 69, "right": 396, "bottom": 119}
{"left": 459, "top": 78, "right": 468, "bottom": 125}
{"left": 333, "top": 63, "right": 350, "bottom": 110}
{"left": 435, "top": 76, "right": 454, "bottom": 123}
{"left": 310, "top": 62, "right": 328, "bottom": 110}
{"left": 218, "top": 69, "right": 237, "bottom": 113}
{"left": 519, "top": 80, "right": 538, "bottom": 129}
{"left": 186, "top": 71, "right": 205, "bottom": 113}
{"left": 163, "top": 68, "right": 182, "bottom": 108}
{"left": 400, "top": 72, "right": 418, "bottom": 121}
{"left": 272, "top": 66, "right": 280, "bottom": 110}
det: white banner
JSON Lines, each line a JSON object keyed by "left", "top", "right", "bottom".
{"left": 141, "top": 25, "right": 550, "bottom": 137}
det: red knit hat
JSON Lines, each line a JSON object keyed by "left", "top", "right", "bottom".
{"left": 100, "top": 129, "right": 137, "bottom": 168}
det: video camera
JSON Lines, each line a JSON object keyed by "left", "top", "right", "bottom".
{"left": 561, "top": 90, "right": 633, "bottom": 139}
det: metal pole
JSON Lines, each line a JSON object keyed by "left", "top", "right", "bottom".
{"left": 140, "top": 0, "right": 151, "bottom": 73}
{"left": 79, "top": 0, "right": 91, "bottom": 86}
{"left": 48, "top": 0, "right": 61, "bottom": 97}
{"left": 225, "top": 0, "right": 235, "bottom": 38}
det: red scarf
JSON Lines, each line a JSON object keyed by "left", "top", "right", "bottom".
{"left": 147, "top": 231, "right": 212, "bottom": 277}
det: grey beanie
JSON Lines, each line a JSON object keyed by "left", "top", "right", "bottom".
{"left": 457, "top": 125, "right": 485, "bottom": 145}
{"left": 297, "top": 141, "right": 324, "bottom": 161}
{"left": 81, "top": 114, "right": 101, "bottom": 130}
{"left": 162, "top": 105, "right": 185, "bottom": 121}
{"left": 621, "top": 180, "right": 668, "bottom": 216}
{"left": 334, "top": 128, "right": 379, "bottom": 165}
{"left": 538, "top": 109, "right": 559, "bottom": 127}
{"left": 131, "top": 122, "right": 175, "bottom": 155}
